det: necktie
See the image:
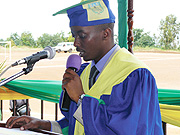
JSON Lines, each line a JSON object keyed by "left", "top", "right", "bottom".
{"left": 89, "top": 66, "right": 99, "bottom": 89}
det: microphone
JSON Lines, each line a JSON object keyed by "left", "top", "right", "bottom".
{"left": 61, "top": 54, "right": 82, "bottom": 112}
{"left": 11, "top": 46, "right": 56, "bottom": 67}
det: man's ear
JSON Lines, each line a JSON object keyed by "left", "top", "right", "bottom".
{"left": 103, "top": 28, "right": 112, "bottom": 40}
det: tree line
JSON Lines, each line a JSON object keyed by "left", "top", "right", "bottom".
{"left": 132, "top": 14, "right": 180, "bottom": 50}
{"left": 1, "top": 14, "right": 180, "bottom": 50}
{"left": 0, "top": 31, "right": 74, "bottom": 48}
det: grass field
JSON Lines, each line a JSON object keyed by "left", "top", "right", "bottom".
{"left": 0, "top": 46, "right": 180, "bottom": 134}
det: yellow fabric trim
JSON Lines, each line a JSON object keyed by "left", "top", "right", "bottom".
{"left": 0, "top": 86, "right": 32, "bottom": 100}
{"left": 81, "top": 48, "right": 149, "bottom": 98}
{"left": 160, "top": 104, "right": 180, "bottom": 127}
{"left": 82, "top": 0, "right": 109, "bottom": 21}
{"left": 74, "top": 48, "right": 149, "bottom": 134}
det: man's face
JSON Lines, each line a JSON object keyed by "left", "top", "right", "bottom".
{"left": 71, "top": 25, "right": 105, "bottom": 63}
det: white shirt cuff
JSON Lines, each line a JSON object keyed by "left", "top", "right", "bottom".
{"left": 73, "top": 103, "right": 83, "bottom": 125}
{"left": 50, "top": 121, "right": 63, "bottom": 134}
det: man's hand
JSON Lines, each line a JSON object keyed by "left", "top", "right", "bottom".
{"left": 62, "top": 68, "right": 85, "bottom": 103}
{"left": 5, "top": 116, "right": 51, "bottom": 131}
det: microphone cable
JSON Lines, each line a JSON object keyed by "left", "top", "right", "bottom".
{"left": 0, "top": 65, "right": 12, "bottom": 78}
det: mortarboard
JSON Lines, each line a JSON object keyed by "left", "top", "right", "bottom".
{"left": 53, "top": 0, "right": 115, "bottom": 27}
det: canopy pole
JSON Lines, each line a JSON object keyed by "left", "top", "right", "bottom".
{"left": 127, "top": 0, "right": 134, "bottom": 53}
{"left": 117, "top": 0, "right": 128, "bottom": 49}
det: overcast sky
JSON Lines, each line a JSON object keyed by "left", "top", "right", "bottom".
{"left": 0, "top": 0, "right": 180, "bottom": 40}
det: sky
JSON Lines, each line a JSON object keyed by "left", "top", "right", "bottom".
{"left": 0, "top": 0, "right": 180, "bottom": 40}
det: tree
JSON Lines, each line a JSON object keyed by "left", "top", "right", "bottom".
{"left": 135, "top": 32, "right": 155, "bottom": 47}
{"left": 37, "top": 33, "right": 51, "bottom": 48}
{"left": 10, "top": 39, "right": 16, "bottom": 47}
{"left": 133, "top": 28, "right": 143, "bottom": 43}
{"left": 7, "top": 33, "right": 20, "bottom": 46}
{"left": 159, "top": 14, "right": 180, "bottom": 49}
{"left": 37, "top": 33, "right": 63, "bottom": 48}
{"left": 20, "top": 31, "right": 36, "bottom": 47}
{"left": 36, "top": 31, "right": 74, "bottom": 48}
{"left": 59, "top": 31, "right": 66, "bottom": 42}
{"left": 133, "top": 28, "right": 155, "bottom": 47}
{"left": 66, "top": 32, "right": 74, "bottom": 42}
{"left": 52, "top": 33, "right": 64, "bottom": 46}
{"left": 114, "top": 34, "right": 118, "bottom": 45}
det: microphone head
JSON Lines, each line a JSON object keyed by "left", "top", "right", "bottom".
{"left": 66, "top": 54, "right": 82, "bottom": 72}
{"left": 44, "top": 46, "right": 56, "bottom": 59}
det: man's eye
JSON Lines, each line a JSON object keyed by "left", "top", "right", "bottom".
{"left": 79, "top": 34, "right": 86, "bottom": 39}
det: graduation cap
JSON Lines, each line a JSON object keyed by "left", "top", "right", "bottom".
{"left": 53, "top": 0, "right": 115, "bottom": 27}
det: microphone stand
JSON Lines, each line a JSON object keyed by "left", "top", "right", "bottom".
{"left": 0, "top": 62, "right": 35, "bottom": 87}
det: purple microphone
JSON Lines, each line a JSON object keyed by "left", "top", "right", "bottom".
{"left": 66, "top": 54, "right": 82, "bottom": 72}
{"left": 61, "top": 54, "right": 82, "bottom": 111}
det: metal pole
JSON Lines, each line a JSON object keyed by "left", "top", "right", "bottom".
{"left": 13, "top": 100, "right": 16, "bottom": 116}
{"left": 41, "top": 100, "right": 43, "bottom": 119}
{"left": 162, "top": 121, "right": 167, "bottom": 135}
{"left": 55, "top": 103, "right": 58, "bottom": 121}
{"left": 0, "top": 70, "right": 25, "bottom": 87}
{"left": 26, "top": 99, "right": 30, "bottom": 115}
{"left": 0, "top": 100, "right": 3, "bottom": 121}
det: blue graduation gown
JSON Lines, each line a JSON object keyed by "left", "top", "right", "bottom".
{"left": 57, "top": 63, "right": 163, "bottom": 135}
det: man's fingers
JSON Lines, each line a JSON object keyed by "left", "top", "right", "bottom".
{"left": 65, "top": 68, "right": 78, "bottom": 76}
{"left": 63, "top": 69, "right": 78, "bottom": 84}
{"left": 63, "top": 72, "right": 73, "bottom": 80}
{"left": 5, "top": 116, "right": 45, "bottom": 131}
{"left": 6, "top": 116, "right": 18, "bottom": 128}
{"left": 8, "top": 117, "right": 28, "bottom": 129}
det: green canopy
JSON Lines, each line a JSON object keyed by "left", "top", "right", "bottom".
{"left": 3, "top": 80, "right": 62, "bottom": 103}
{"left": 1, "top": 79, "right": 180, "bottom": 127}
{"left": 158, "top": 88, "right": 180, "bottom": 105}
{"left": 3, "top": 79, "right": 180, "bottom": 105}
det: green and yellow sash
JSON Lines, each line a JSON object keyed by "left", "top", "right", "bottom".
{"left": 74, "top": 48, "right": 149, "bottom": 135}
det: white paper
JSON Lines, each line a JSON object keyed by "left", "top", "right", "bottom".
{"left": 0, "top": 127, "right": 44, "bottom": 135}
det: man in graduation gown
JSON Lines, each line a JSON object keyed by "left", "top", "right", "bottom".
{"left": 6, "top": 0, "right": 163, "bottom": 134}
{"left": 54, "top": 0, "right": 163, "bottom": 134}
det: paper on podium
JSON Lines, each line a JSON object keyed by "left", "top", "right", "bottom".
{"left": 0, "top": 127, "right": 44, "bottom": 135}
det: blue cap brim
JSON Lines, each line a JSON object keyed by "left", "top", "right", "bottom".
{"left": 53, "top": 0, "right": 98, "bottom": 16}
{"left": 53, "top": 0, "right": 115, "bottom": 27}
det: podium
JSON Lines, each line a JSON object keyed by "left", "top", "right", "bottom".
{"left": 0, "top": 127, "right": 44, "bottom": 135}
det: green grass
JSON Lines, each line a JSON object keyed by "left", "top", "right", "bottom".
{"left": 133, "top": 46, "right": 180, "bottom": 53}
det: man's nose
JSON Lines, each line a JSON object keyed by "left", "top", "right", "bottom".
{"left": 74, "top": 38, "right": 80, "bottom": 47}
